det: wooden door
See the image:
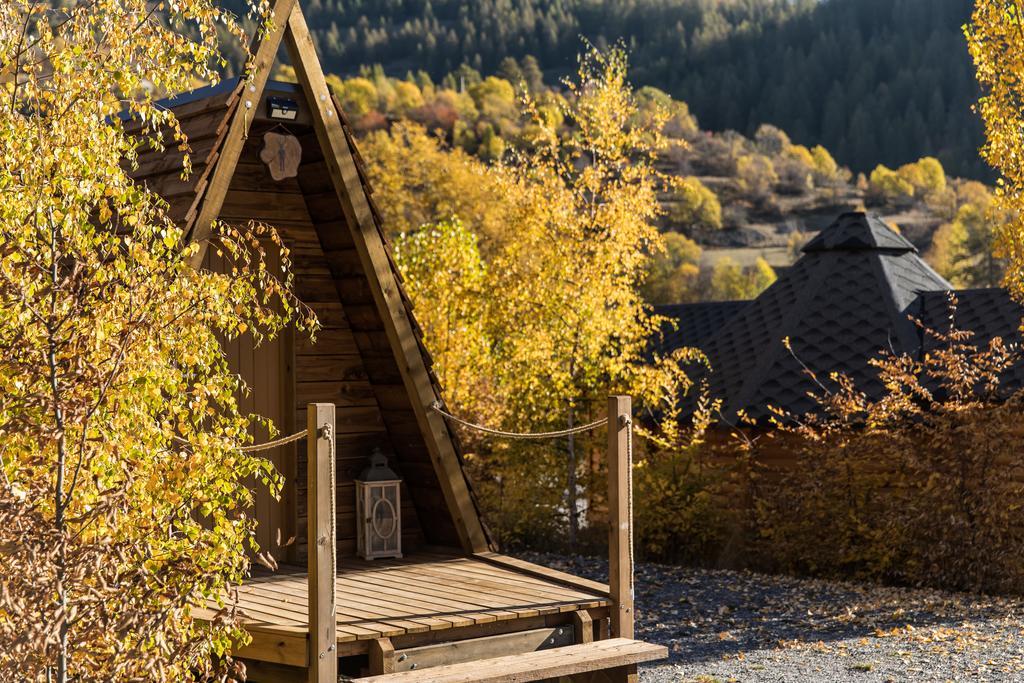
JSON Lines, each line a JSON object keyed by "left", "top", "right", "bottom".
{"left": 204, "top": 245, "right": 296, "bottom": 561}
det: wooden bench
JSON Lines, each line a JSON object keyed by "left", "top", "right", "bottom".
{"left": 357, "top": 638, "right": 667, "bottom": 683}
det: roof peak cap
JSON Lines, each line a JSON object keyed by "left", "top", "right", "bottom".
{"left": 802, "top": 211, "right": 917, "bottom": 254}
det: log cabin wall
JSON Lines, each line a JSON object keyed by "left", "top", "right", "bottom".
{"left": 291, "top": 123, "right": 463, "bottom": 552}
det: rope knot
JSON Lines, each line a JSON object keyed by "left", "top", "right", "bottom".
{"left": 319, "top": 422, "right": 333, "bottom": 441}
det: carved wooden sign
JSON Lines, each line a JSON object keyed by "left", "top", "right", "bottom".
{"left": 260, "top": 131, "right": 302, "bottom": 181}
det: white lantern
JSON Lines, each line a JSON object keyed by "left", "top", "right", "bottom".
{"left": 355, "top": 449, "right": 402, "bottom": 560}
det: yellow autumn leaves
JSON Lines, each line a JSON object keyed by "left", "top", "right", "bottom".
{"left": 966, "top": 1, "right": 1024, "bottom": 300}
{"left": 0, "top": 1, "right": 309, "bottom": 681}
{"left": 373, "top": 45, "right": 711, "bottom": 545}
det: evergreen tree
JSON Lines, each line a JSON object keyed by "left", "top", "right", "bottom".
{"left": 235, "top": 0, "right": 986, "bottom": 179}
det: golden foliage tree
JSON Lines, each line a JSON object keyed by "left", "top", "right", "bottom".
{"left": 667, "top": 177, "right": 722, "bottom": 231}
{"left": 0, "top": 1, "right": 310, "bottom": 679}
{"left": 393, "top": 220, "right": 496, "bottom": 422}
{"left": 869, "top": 157, "right": 948, "bottom": 208}
{"left": 707, "top": 257, "right": 777, "bottom": 301}
{"left": 361, "top": 123, "right": 509, "bottom": 252}
{"left": 966, "top": 0, "right": 1024, "bottom": 298}
{"left": 868, "top": 164, "right": 915, "bottom": 204}
{"left": 810, "top": 145, "right": 840, "bottom": 183}
{"left": 483, "top": 45, "right": 671, "bottom": 546}
{"left": 642, "top": 232, "right": 703, "bottom": 305}
{"left": 928, "top": 182, "right": 1008, "bottom": 287}
{"left": 630, "top": 354, "right": 727, "bottom": 563}
{"left": 389, "top": 45, "right": 675, "bottom": 548}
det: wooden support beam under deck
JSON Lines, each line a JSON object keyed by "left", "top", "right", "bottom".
{"left": 573, "top": 610, "right": 594, "bottom": 644}
{"left": 369, "top": 638, "right": 396, "bottom": 675}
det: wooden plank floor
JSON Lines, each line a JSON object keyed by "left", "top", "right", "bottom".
{"left": 198, "top": 550, "right": 610, "bottom": 664}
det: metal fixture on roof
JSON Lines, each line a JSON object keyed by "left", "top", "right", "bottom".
{"left": 267, "top": 95, "right": 299, "bottom": 121}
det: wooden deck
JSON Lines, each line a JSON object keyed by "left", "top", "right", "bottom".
{"left": 200, "top": 551, "right": 611, "bottom": 669}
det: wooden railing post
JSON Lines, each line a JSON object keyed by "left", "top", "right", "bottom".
{"left": 607, "top": 395, "right": 634, "bottom": 640}
{"left": 307, "top": 403, "right": 337, "bottom": 683}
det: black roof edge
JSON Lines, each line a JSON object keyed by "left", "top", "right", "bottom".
{"left": 655, "top": 300, "right": 751, "bottom": 313}
{"left": 926, "top": 286, "right": 1011, "bottom": 296}
{"left": 117, "top": 77, "right": 304, "bottom": 122}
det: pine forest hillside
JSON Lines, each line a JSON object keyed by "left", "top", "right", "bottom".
{"left": 241, "top": 0, "right": 986, "bottom": 180}
{"left": 277, "top": 57, "right": 1002, "bottom": 306}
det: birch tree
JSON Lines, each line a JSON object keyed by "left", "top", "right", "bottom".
{"left": 0, "top": 1, "right": 311, "bottom": 679}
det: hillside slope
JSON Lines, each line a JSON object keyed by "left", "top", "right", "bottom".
{"left": 250, "top": 0, "right": 987, "bottom": 180}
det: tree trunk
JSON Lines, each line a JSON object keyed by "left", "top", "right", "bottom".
{"left": 47, "top": 219, "right": 68, "bottom": 683}
{"left": 51, "top": 381, "right": 69, "bottom": 683}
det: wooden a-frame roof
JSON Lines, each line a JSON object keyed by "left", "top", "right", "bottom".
{"left": 128, "top": 0, "right": 491, "bottom": 553}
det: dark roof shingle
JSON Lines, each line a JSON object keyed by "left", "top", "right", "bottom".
{"left": 658, "top": 212, "right": 1023, "bottom": 420}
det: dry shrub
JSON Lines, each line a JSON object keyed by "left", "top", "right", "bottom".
{"left": 633, "top": 448, "right": 734, "bottom": 564}
{"left": 632, "top": 362, "right": 741, "bottom": 564}
{"left": 753, "top": 301, "right": 1024, "bottom": 593}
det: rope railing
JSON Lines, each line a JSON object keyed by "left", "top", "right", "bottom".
{"left": 429, "top": 401, "right": 608, "bottom": 439}
{"left": 239, "top": 429, "right": 308, "bottom": 452}
{"left": 173, "top": 428, "right": 309, "bottom": 453}
{"left": 431, "top": 397, "right": 635, "bottom": 624}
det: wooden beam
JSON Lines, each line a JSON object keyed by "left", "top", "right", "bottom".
{"left": 607, "top": 396, "right": 634, "bottom": 641}
{"left": 282, "top": 324, "right": 298, "bottom": 565}
{"left": 572, "top": 610, "right": 594, "bottom": 645}
{"left": 471, "top": 551, "right": 609, "bottom": 597}
{"left": 573, "top": 665, "right": 639, "bottom": 683}
{"left": 386, "top": 614, "right": 566, "bottom": 652}
{"left": 392, "top": 626, "right": 573, "bottom": 673}
{"left": 239, "top": 658, "right": 307, "bottom": 683}
{"left": 281, "top": 2, "right": 489, "bottom": 553}
{"left": 185, "top": 0, "right": 299, "bottom": 268}
{"left": 357, "top": 638, "right": 666, "bottom": 683}
{"left": 368, "top": 637, "right": 396, "bottom": 675}
{"left": 233, "top": 627, "right": 308, "bottom": 668}
{"left": 307, "top": 402, "right": 337, "bottom": 683}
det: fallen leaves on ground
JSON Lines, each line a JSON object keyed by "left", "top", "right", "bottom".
{"left": 519, "top": 550, "right": 1024, "bottom": 680}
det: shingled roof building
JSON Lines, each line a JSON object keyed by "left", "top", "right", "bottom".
{"left": 657, "top": 212, "right": 1024, "bottom": 421}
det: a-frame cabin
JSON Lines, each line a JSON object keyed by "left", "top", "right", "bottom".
{"left": 129, "top": 1, "right": 666, "bottom": 680}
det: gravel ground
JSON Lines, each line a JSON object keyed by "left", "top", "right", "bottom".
{"left": 519, "top": 552, "right": 1024, "bottom": 682}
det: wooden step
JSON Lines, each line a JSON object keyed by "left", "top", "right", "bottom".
{"left": 356, "top": 638, "right": 667, "bottom": 683}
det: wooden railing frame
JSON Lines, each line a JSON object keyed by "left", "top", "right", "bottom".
{"left": 307, "top": 402, "right": 337, "bottom": 683}
{"left": 301, "top": 398, "right": 633, "bottom": 681}
{"left": 607, "top": 395, "right": 634, "bottom": 641}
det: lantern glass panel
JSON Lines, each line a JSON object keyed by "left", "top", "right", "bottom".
{"left": 367, "top": 483, "right": 400, "bottom": 556}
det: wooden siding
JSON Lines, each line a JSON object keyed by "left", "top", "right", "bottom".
{"left": 215, "top": 124, "right": 428, "bottom": 559}
{"left": 293, "top": 129, "right": 463, "bottom": 549}
{"left": 128, "top": 79, "right": 486, "bottom": 558}
{"left": 203, "top": 246, "right": 293, "bottom": 560}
